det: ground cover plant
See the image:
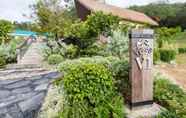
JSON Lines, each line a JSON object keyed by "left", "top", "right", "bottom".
{"left": 154, "top": 74, "right": 186, "bottom": 118}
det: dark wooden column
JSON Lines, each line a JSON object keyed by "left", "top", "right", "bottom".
{"left": 129, "top": 29, "right": 154, "bottom": 109}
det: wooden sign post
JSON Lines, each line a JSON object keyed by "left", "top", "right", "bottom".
{"left": 129, "top": 29, "right": 154, "bottom": 109}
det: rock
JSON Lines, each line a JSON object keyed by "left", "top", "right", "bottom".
{"left": 0, "top": 99, "right": 19, "bottom": 108}
{"left": 12, "top": 87, "right": 32, "bottom": 94}
{"left": 0, "top": 108, "right": 7, "bottom": 114}
{"left": 16, "top": 92, "right": 37, "bottom": 101}
{"left": 27, "top": 75, "right": 42, "bottom": 80}
{"left": 0, "top": 62, "right": 62, "bottom": 118}
{"left": 18, "top": 92, "right": 45, "bottom": 112}
{"left": 0, "top": 114, "right": 13, "bottom": 118}
{"left": 43, "top": 72, "right": 61, "bottom": 79}
{"left": 0, "top": 79, "right": 22, "bottom": 86}
{"left": 7, "top": 104, "right": 23, "bottom": 118}
{"left": 5, "top": 81, "right": 31, "bottom": 89}
{"left": 32, "top": 79, "right": 49, "bottom": 85}
{"left": 0, "top": 90, "right": 11, "bottom": 99}
{"left": 35, "top": 84, "right": 49, "bottom": 91}
{"left": 0, "top": 96, "right": 16, "bottom": 103}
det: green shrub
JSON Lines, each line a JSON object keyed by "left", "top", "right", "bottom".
{"left": 109, "top": 59, "right": 130, "bottom": 102}
{"left": 42, "top": 40, "right": 65, "bottom": 60}
{"left": 153, "top": 49, "right": 160, "bottom": 64}
{"left": 64, "top": 12, "right": 120, "bottom": 49}
{"left": 47, "top": 54, "right": 64, "bottom": 65}
{"left": 154, "top": 76, "right": 186, "bottom": 118}
{"left": 107, "top": 30, "right": 129, "bottom": 59}
{"left": 58, "top": 56, "right": 111, "bottom": 75}
{"left": 80, "top": 43, "right": 107, "bottom": 57}
{"left": 156, "top": 110, "right": 178, "bottom": 118}
{"left": 57, "top": 61, "right": 125, "bottom": 118}
{"left": 58, "top": 56, "right": 129, "bottom": 91}
{"left": 156, "top": 27, "right": 182, "bottom": 38}
{"left": 0, "top": 38, "right": 23, "bottom": 64}
{"left": 178, "top": 48, "right": 186, "bottom": 54}
{"left": 0, "top": 56, "right": 6, "bottom": 67}
{"left": 155, "top": 27, "right": 182, "bottom": 48}
{"left": 86, "top": 11, "right": 120, "bottom": 36}
{"left": 64, "top": 44, "right": 78, "bottom": 59}
{"left": 159, "top": 49, "right": 176, "bottom": 62}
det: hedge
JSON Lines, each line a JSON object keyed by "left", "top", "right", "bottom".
{"left": 159, "top": 49, "right": 176, "bottom": 62}
{"left": 178, "top": 48, "right": 186, "bottom": 54}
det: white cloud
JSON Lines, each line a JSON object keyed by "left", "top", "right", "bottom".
{"left": 0, "top": 0, "right": 185, "bottom": 22}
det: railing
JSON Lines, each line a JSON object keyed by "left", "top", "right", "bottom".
{"left": 16, "top": 38, "right": 33, "bottom": 63}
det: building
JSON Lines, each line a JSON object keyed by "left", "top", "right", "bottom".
{"left": 74, "top": 0, "right": 158, "bottom": 26}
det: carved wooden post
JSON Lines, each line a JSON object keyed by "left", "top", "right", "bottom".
{"left": 129, "top": 29, "right": 154, "bottom": 109}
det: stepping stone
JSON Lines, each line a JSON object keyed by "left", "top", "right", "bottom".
{"left": 0, "top": 90, "right": 11, "bottom": 99}
{"left": 0, "top": 62, "right": 62, "bottom": 118}
{"left": 5, "top": 81, "right": 31, "bottom": 89}
{"left": 35, "top": 84, "right": 49, "bottom": 91}
{"left": 18, "top": 92, "right": 45, "bottom": 112}
{"left": 7, "top": 104, "right": 23, "bottom": 118}
{"left": 12, "top": 87, "right": 32, "bottom": 94}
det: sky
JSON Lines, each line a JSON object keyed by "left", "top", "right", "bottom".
{"left": 0, "top": 0, "right": 186, "bottom": 22}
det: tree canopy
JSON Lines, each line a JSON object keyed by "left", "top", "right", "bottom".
{"left": 0, "top": 20, "right": 14, "bottom": 44}
{"left": 130, "top": 2, "right": 186, "bottom": 29}
{"left": 31, "top": 0, "right": 77, "bottom": 40}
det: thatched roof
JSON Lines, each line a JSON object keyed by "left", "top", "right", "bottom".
{"left": 76, "top": 0, "right": 158, "bottom": 26}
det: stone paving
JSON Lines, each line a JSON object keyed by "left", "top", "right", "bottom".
{"left": 18, "top": 40, "right": 44, "bottom": 65}
{"left": 0, "top": 65, "right": 62, "bottom": 118}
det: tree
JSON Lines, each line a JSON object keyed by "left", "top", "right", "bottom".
{"left": 31, "top": 0, "right": 77, "bottom": 45}
{"left": 63, "top": 12, "right": 120, "bottom": 49}
{"left": 130, "top": 2, "right": 186, "bottom": 30}
{"left": 13, "top": 21, "right": 38, "bottom": 31}
{"left": 0, "top": 20, "right": 14, "bottom": 44}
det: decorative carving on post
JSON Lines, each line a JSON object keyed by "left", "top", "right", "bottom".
{"left": 129, "top": 29, "right": 154, "bottom": 109}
